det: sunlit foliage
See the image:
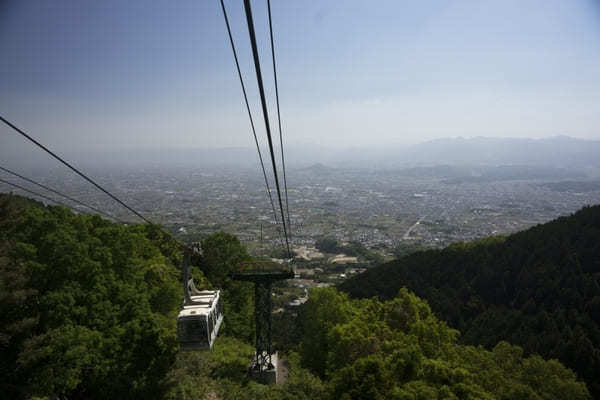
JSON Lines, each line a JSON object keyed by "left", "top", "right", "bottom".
{"left": 299, "top": 287, "right": 590, "bottom": 400}
{"left": 340, "top": 205, "right": 600, "bottom": 397}
{"left": 0, "top": 194, "right": 181, "bottom": 399}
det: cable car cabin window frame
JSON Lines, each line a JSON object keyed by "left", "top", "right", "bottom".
{"left": 177, "top": 309, "right": 210, "bottom": 349}
{"left": 177, "top": 290, "right": 224, "bottom": 351}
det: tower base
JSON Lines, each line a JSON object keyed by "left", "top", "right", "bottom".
{"left": 249, "top": 352, "right": 278, "bottom": 385}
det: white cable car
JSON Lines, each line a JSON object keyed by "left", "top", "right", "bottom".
{"left": 177, "top": 260, "right": 224, "bottom": 350}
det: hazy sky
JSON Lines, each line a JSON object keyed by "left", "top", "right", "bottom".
{"left": 1, "top": 0, "right": 600, "bottom": 153}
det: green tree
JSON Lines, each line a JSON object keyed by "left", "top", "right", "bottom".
{"left": 314, "top": 237, "right": 340, "bottom": 254}
{"left": 200, "top": 231, "right": 251, "bottom": 287}
{"left": 299, "top": 287, "right": 353, "bottom": 376}
{"left": 200, "top": 232, "right": 255, "bottom": 341}
{"left": 340, "top": 205, "right": 600, "bottom": 397}
{"left": 0, "top": 195, "right": 181, "bottom": 399}
{"left": 298, "top": 286, "right": 590, "bottom": 400}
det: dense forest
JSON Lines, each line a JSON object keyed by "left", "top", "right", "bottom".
{"left": 0, "top": 193, "right": 593, "bottom": 399}
{"left": 0, "top": 194, "right": 182, "bottom": 398}
{"left": 340, "top": 205, "right": 600, "bottom": 397}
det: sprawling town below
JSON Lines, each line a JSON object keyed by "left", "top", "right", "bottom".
{"left": 38, "top": 165, "right": 596, "bottom": 247}
{"left": 15, "top": 162, "right": 598, "bottom": 305}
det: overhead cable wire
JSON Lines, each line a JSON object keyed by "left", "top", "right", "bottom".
{"left": 243, "top": 0, "right": 291, "bottom": 257}
{"left": 0, "top": 115, "right": 187, "bottom": 250}
{"left": 0, "top": 165, "right": 125, "bottom": 223}
{"left": 0, "top": 115, "right": 152, "bottom": 224}
{"left": 218, "top": 0, "right": 285, "bottom": 250}
{"left": 0, "top": 175, "right": 187, "bottom": 251}
{"left": 266, "top": 0, "right": 292, "bottom": 244}
{"left": 0, "top": 177, "right": 73, "bottom": 209}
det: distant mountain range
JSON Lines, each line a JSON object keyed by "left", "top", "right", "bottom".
{"left": 398, "top": 136, "right": 600, "bottom": 168}
{"left": 323, "top": 136, "right": 600, "bottom": 169}
{"left": 3, "top": 136, "right": 600, "bottom": 171}
{"left": 384, "top": 163, "right": 584, "bottom": 182}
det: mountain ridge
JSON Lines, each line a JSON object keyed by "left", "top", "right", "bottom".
{"left": 339, "top": 204, "right": 600, "bottom": 397}
{"left": 4, "top": 136, "right": 599, "bottom": 170}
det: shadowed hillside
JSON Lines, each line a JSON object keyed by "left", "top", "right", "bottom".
{"left": 340, "top": 204, "right": 600, "bottom": 397}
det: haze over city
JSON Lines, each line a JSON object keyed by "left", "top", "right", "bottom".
{"left": 2, "top": 0, "right": 600, "bottom": 157}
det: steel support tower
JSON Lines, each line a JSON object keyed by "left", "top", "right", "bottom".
{"left": 232, "top": 269, "right": 293, "bottom": 382}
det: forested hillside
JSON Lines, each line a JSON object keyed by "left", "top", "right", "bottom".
{"left": 295, "top": 287, "right": 589, "bottom": 400}
{"left": 340, "top": 205, "right": 600, "bottom": 397}
{"left": 0, "top": 193, "right": 182, "bottom": 398}
{"left": 0, "top": 193, "right": 592, "bottom": 399}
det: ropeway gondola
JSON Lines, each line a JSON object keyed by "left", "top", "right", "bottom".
{"left": 177, "top": 250, "right": 223, "bottom": 350}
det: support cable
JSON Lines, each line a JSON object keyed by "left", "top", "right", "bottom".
{"left": 0, "top": 115, "right": 187, "bottom": 250}
{"left": 266, "top": 0, "right": 292, "bottom": 244}
{"left": 0, "top": 177, "right": 73, "bottom": 209}
{"left": 243, "top": 0, "right": 291, "bottom": 257}
{"left": 0, "top": 175, "right": 187, "bottom": 251}
{"left": 0, "top": 115, "right": 152, "bottom": 224}
{"left": 218, "top": 0, "right": 285, "bottom": 250}
{"left": 0, "top": 165, "right": 125, "bottom": 223}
